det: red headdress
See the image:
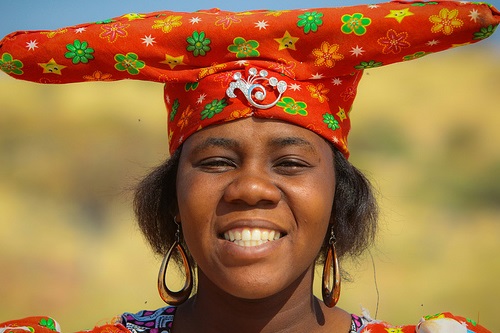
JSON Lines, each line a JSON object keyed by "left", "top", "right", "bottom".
{"left": 1, "top": 1, "right": 498, "bottom": 157}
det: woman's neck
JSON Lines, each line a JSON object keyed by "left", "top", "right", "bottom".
{"left": 172, "top": 266, "right": 350, "bottom": 333}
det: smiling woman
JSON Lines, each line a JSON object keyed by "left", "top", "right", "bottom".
{"left": 134, "top": 118, "right": 378, "bottom": 331}
{"left": 0, "top": 1, "right": 499, "bottom": 333}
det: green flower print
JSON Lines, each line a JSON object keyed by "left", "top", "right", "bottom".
{"left": 228, "top": 37, "right": 260, "bottom": 58}
{"left": 297, "top": 11, "right": 323, "bottom": 34}
{"left": 187, "top": 31, "right": 211, "bottom": 57}
{"left": 170, "top": 99, "right": 180, "bottom": 121}
{"left": 341, "top": 13, "right": 372, "bottom": 36}
{"left": 354, "top": 60, "right": 383, "bottom": 70}
{"left": 473, "top": 25, "right": 497, "bottom": 40}
{"left": 65, "top": 40, "right": 95, "bottom": 64}
{"left": 0, "top": 53, "right": 23, "bottom": 75}
{"left": 411, "top": 1, "right": 438, "bottom": 6}
{"left": 323, "top": 113, "right": 340, "bottom": 130}
{"left": 39, "top": 318, "right": 57, "bottom": 331}
{"left": 277, "top": 97, "right": 308, "bottom": 116}
{"left": 114, "top": 52, "right": 145, "bottom": 75}
{"left": 185, "top": 82, "right": 199, "bottom": 91}
{"left": 466, "top": 317, "right": 478, "bottom": 327}
{"left": 201, "top": 99, "right": 228, "bottom": 119}
{"left": 95, "top": 19, "right": 115, "bottom": 24}
{"left": 403, "top": 51, "right": 428, "bottom": 61}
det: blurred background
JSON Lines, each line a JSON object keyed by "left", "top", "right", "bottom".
{"left": 0, "top": 1, "right": 499, "bottom": 331}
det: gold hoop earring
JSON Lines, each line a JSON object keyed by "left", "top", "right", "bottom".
{"left": 322, "top": 226, "right": 341, "bottom": 308}
{"left": 157, "top": 217, "right": 193, "bottom": 305}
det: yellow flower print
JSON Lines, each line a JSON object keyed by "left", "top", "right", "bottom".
{"left": 40, "top": 28, "right": 67, "bottom": 39}
{"left": 122, "top": 13, "right": 146, "bottom": 21}
{"left": 307, "top": 83, "right": 329, "bottom": 103}
{"left": 198, "top": 63, "right": 226, "bottom": 79}
{"left": 265, "top": 10, "right": 291, "bottom": 17}
{"left": 152, "top": 15, "right": 183, "bottom": 33}
{"left": 423, "top": 313, "right": 445, "bottom": 320}
{"left": 385, "top": 328, "right": 404, "bottom": 333}
{"left": 312, "top": 41, "right": 344, "bottom": 68}
{"left": 429, "top": 8, "right": 464, "bottom": 35}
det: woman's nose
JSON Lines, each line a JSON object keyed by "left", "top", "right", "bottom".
{"left": 222, "top": 171, "right": 282, "bottom": 206}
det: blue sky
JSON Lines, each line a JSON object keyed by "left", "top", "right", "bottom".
{"left": 0, "top": 0, "right": 499, "bottom": 49}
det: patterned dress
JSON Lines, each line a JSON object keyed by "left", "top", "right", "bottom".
{"left": 0, "top": 306, "right": 491, "bottom": 333}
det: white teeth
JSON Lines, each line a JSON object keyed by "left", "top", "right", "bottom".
{"left": 251, "top": 229, "right": 261, "bottom": 241}
{"left": 223, "top": 228, "right": 283, "bottom": 247}
{"left": 242, "top": 229, "right": 251, "bottom": 241}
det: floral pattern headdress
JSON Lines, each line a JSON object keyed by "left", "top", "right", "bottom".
{"left": 1, "top": 1, "right": 498, "bottom": 157}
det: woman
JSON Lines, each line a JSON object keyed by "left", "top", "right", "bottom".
{"left": 130, "top": 116, "right": 377, "bottom": 333}
{"left": 0, "top": 1, "right": 498, "bottom": 332}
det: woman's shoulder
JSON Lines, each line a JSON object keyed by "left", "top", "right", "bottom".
{"left": 0, "top": 316, "right": 127, "bottom": 333}
{"left": 0, "top": 307, "right": 177, "bottom": 333}
{"left": 352, "top": 311, "right": 491, "bottom": 333}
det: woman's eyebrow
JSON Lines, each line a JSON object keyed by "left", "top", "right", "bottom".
{"left": 191, "top": 137, "right": 240, "bottom": 154}
{"left": 268, "top": 137, "right": 316, "bottom": 152}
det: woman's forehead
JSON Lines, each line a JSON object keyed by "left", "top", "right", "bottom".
{"left": 182, "top": 118, "right": 330, "bottom": 152}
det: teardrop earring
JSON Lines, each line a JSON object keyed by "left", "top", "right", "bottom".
{"left": 157, "top": 216, "right": 193, "bottom": 305}
{"left": 322, "top": 225, "right": 341, "bottom": 308}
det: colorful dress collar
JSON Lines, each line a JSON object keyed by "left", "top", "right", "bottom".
{"left": 120, "top": 306, "right": 368, "bottom": 333}
{"left": 120, "top": 306, "right": 492, "bottom": 333}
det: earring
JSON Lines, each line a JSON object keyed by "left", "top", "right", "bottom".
{"left": 157, "top": 216, "right": 193, "bottom": 305}
{"left": 322, "top": 226, "right": 341, "bottom": 308}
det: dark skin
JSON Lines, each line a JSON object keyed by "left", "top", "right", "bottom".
{"left": 172, "top": 118, "right": 352, "bottom": 333}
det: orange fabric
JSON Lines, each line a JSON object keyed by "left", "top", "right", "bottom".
{"left": 0, "top": 317, "right": 128, "bottom": 333}
{"left": 357, "top": 312, "right": 492, "bottom": 332}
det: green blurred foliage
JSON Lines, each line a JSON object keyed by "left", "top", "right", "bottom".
{"left": 0, "top": 48, "right": 498, "bottom": 331}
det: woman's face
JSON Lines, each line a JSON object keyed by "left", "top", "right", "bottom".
{"left": 176, "top": 117, "right": 335, "bottom": 300}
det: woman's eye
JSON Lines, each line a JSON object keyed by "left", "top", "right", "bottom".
{"left": 274, "top": 159, "right": 310, "bottom": 174}
{"left": 197, "top": 158, "right": 236, "bottom": 172}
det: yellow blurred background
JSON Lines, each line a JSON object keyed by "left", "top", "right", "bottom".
{"left": 0, "top": 47, "right": 499, "bottom": 331}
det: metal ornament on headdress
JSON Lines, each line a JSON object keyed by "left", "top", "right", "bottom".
{"left": 226, "top": 68, "right": 288, "bottom": 110}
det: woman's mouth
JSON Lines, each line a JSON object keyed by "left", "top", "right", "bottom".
{"left": 222, "top": 228, "right": 283, "bottom": 247}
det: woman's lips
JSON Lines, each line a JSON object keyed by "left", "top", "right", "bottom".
{"left": 223, "top": 228, "right": 283, "bottom": 247}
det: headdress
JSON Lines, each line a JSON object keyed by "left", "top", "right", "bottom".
{"left": 1, "top": 1, "right": 498, "bottom": 157}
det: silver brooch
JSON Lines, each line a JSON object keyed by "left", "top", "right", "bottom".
{"left": 226, "top": 68, "right": 288, "bottom": 110}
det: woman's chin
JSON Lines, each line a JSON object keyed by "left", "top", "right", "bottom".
{"left": 197, "top": 264, "right": 311, "bottom": 304}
